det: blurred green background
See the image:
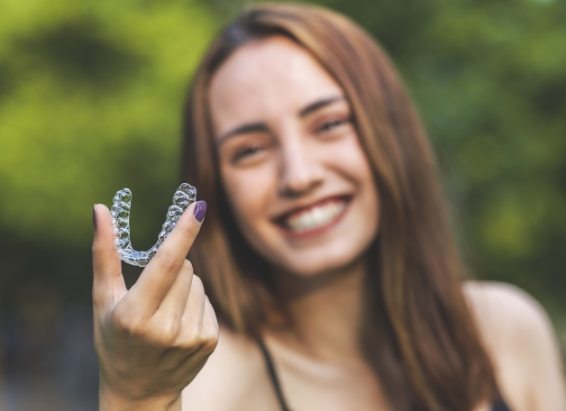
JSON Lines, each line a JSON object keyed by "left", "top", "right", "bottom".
{"left": 0, "top": 0, "right": 564, "bottom": 409}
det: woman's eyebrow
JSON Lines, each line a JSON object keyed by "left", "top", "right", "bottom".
{"left": 216, "top": 95, "right": 345, "bottom": 146}
{"left": 298, "top": 95, "right": 345, "bottom": 118}
{"left": 216, "top": 122, "right": 269, "bottom": 146}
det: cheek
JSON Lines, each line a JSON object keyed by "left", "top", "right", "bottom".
{"left": 336, "top": 137, "right": 380, "bottom": 221}
{"left": 328, "top": 136, "right": 376, "bottom": 187}
{"left": 220, "top": 165, "right": 276, "bottom": 227}
{"left": 339, "top": 136, "right": 372, "bottom": 168}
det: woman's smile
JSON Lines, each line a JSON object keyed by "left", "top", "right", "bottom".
{"left": 273, "top": 195, "right": 351, "bottom": 238}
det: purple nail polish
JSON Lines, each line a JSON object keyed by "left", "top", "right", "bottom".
{"left": 194, "top": 201, "right": 207, "bottom": 223}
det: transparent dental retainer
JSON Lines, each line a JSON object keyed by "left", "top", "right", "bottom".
{"left": 111, "top": 183, "right": 197, "bottom": 267}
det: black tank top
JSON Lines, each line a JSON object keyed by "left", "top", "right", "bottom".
{"left": 257, "top": 339, "right": 512, "bottom": 411}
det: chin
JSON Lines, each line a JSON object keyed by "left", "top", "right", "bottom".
{"left": 275, "top": 244, "right": 369, "bottom": 278}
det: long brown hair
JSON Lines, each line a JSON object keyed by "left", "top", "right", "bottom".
{"left": 182, "top": 3, "right": 499, "bottom": 410}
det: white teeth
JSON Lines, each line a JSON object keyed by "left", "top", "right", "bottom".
{"left": 285, "top": 201, "right": 346, "bottom": 232}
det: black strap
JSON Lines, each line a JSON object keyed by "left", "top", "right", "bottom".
{"left": 256, "top": 338, "right": 293, "bottom": 411}
{"left": 491, "top": 397, "right": 512, "bottom": 411}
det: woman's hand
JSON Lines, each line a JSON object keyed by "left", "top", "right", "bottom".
{"left": 92, "top": 201, "right": 218, "bottom": 411}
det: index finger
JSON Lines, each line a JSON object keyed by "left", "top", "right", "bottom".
{"left": 127, "top": 200, "right": 207, "bottom": 313}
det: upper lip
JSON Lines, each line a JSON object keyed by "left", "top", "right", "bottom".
{"left": 271, "top": 194, "right": 352, "bottom": 222}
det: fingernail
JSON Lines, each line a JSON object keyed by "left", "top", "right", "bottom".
{"left": 92, "top": 206, "right": 98, "bottom": 231}
{"left": 193, "top": 201, "right": 207, "bottom": 223}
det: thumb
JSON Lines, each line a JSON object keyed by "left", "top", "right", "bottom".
{"left": 92, "top": 204, "right": 126, "bottom": 311}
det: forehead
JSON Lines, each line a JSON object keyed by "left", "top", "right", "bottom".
{"left": 208, "top": 36, "right": 343, "bottom": 131}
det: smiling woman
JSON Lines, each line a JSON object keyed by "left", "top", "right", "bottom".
{"left": 91, "top": 3, "right": 566, "bottom": 411}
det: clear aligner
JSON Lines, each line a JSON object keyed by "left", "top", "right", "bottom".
{"left": 111, "top": 183, "right": 197, "bottom": 267}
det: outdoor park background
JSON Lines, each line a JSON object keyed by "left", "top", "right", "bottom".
{"left": 0, "top": 0, "right": 564, "bottom": 409}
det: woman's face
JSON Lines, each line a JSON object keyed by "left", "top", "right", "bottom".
{"left": 208, "top": 36, "right": 380, "bottom": 276}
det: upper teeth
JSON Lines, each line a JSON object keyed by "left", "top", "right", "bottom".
{"left": 285, "top": 201, "right": 346, "bottom": 232}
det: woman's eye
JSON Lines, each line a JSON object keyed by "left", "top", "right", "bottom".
{"left": 231, "top": 145, "right": 266, "bottom": 164}
{"left": 316, "top": 117, "right": 351, "bottom": 134}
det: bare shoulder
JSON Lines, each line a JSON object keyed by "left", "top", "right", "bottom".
{"left": 463, "top": 280, "right": 566, "bottom": 411}
{"left": 182, "top": 325, "right": 272, "bottom": 411}
{"left": 464, "top": 281, "right": 552, "bottom": 336}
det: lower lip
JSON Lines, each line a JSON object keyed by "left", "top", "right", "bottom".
{"left": 277, "top": 197, "right": 351, "bottom": 240}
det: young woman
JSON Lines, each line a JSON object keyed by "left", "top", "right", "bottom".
{"left": 91, "top": 4, "right": 565, "bottom": 411}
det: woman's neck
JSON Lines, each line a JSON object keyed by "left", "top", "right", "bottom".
{"left": 270, "top": 259, "right": 367, "bottom": 363}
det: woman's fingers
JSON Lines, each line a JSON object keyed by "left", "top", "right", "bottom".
{"left": 201, "top": 296, "right": 220, "bottom": 347}
{"left": 170, "top": 293, "right": 219, "bottom": 383}
{"left": 127, "top": 201, "right": 207, "bottom": 316}
{"left": 151, "top": 272, "right": 218, "bottom": 352}
{"left": 203, "top": 296, "right": 219, "bottom": 333}
{"left": 92, "top": 204, "right": 126, "bottom": 312}
{"left": 182, "top": 274, "right": 207, "bottom": 333}
{"left": 153, "top": 260, "right": 194, "bottom": 324}
{"left": 178, "top": 274, "right": 218, "bottom": 351}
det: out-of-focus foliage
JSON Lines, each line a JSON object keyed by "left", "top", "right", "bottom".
{"left": 0, "top": 0, "right": 216, "bottom": 245}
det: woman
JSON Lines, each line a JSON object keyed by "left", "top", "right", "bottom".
{"left": 91, "top": 4, "right": 565, "bottom": 411}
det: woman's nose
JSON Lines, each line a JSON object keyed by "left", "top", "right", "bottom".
{"left": 278, "top": 141, "right": 323, "bottom": 197}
